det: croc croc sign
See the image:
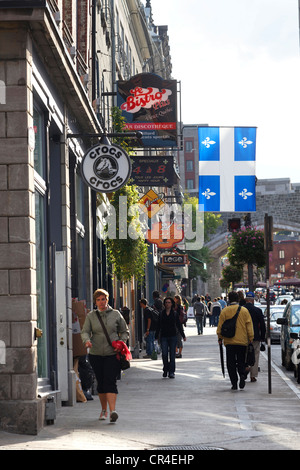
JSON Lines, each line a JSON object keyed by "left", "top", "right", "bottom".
{"left": 81, "top": 142, "right": 132, "bottom": 192}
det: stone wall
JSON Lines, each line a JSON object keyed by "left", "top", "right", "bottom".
{"left": 0, "top": 23, "right": 43, "bottom": 434}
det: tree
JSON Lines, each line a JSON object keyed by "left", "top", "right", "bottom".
{"left": 227, "top": 226, "right": 265, "bottom": 267}
{"left": 221, "top": 264, "right": 243, "bottom": 289}
{"left": 181, "top": 194, "right": 222, "bottom": 282}
{"left": 227, "top": 225, "right": 265, "bottom": 291}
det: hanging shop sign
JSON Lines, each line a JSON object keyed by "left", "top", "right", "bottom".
{"left": 139, "top": 189, "right": 165, "bottom": 219}
{"left": 147, "top": 221, "right": 184, "bottom": 249}
{"left": 130, "top": 155, "right": 178, "bottom": 187}
{"left": 117, "top": 73, "right": 178, "bottom": 148}
{"left": 161, "top": 254, "right": 188, "bottom": 266}
{"left": 81, "top": 142, "right": 131, "bottom": 193}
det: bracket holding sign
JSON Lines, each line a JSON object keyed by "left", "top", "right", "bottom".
{"left": 67, "top": 131, "right": 140, "bottom": 193}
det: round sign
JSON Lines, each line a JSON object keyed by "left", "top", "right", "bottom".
{"left": 81, "top": 142, "right": 132, "bottom": 193}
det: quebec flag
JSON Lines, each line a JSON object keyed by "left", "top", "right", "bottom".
{"left": 198, "top": 127, "right": 256, "bottom": 212}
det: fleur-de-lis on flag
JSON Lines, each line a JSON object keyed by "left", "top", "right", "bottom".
{"left": 201, "top": 137, "right": 216, "bottom": 148}
{"left": 239, "top": 188, "right": 253, "bottom": 200}
{"left": 238, "top": 137, "right": 253, "bottom": 148}
{"left": 202, "top": 188, "right": 216, "bottom": 200}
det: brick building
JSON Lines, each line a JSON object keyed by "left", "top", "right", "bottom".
{"left": 270, "top": 240, "right": 300, "bottom": 284}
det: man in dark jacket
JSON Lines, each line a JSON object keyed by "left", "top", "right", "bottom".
{"left": 244, "top": 292, "right": 266, "bottom": 382}
{"left": 152, "top": 290, "right": 163, "bottom": 314}
{"left": 193, "top": 296, "right": 205, "bottom": 335}
{"left": 140, "top": 298, "right": 156, "bottom": 358}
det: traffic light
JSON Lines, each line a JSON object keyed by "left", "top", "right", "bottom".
{"left": 228, "top": 218, "right": 241, "bottom": 232}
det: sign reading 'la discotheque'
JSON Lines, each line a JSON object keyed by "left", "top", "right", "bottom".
{"left": 81, "top": 142, "right": 132, "bottom": 193}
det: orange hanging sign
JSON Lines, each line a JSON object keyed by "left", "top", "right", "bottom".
{"left": 146, "top": 221, "right": 184, "bottom": 249}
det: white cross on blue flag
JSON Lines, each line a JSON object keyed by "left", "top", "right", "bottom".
{"left": 198, "top": 127, "right": 256, "bottom": 212}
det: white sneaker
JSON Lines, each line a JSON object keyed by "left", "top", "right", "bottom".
{"left": 110, "top": 410, "right": 118, "bottom": 423}
{"left": 99, "top": 410, "right": 107, "bottom": 420}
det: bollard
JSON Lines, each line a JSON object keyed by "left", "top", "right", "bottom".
{"left": 45, "top": 396, "right": 56, "bottom": 425}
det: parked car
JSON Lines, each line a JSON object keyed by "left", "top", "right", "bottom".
{"left": 267, "top": 306, "right": 286, "bottom": 343}
{"left": 277, "top": 301, "right": 300, "bottom": 370}
{"left": 275, "top": 294, "right": 294, "bottom": 305}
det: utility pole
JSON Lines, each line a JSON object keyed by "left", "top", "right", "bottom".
{"left": 264, "top": 213, "right": 273, "bottom": 394}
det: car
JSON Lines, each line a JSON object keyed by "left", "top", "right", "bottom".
{"left": 275, "top": 294, "right": 294, "bottom": 305}
{"left": 267, "top": 306, "right": 286, "bottom": 343}
{"left": 277, "top": 301, "right": 300, "bottom": 370}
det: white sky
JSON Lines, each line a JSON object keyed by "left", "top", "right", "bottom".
{"left": 149, "top": 0, "right": 300, "bottom": 183}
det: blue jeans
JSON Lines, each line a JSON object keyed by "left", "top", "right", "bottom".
{"left": 161, "top": 336, "right": 177, "bottom": 375}
{"left": 195, "top": 315, "right": 204, "bottom": 334}
{"left": 146, "top": 330, "right": 155, "bottom": 355}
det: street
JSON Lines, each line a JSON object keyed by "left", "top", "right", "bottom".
{"left": 2, "top": 319, "right": 300, "bottom": 452}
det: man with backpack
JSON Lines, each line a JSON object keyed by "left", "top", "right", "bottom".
{"left": 140, "top": 298, "right": 158, "bottom": 359}
{"left": 217, "top": 291, "right": 254, "bottom": 390}
{"left": 193, "top": 296, "right": 206, "bottom": 335}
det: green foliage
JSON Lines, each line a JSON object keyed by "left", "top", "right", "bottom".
{"left": 221, "top": 264, "right": 243, "bottom": 286}
{"left": 98, "top": 107, "right": 149, "bottom": 282}
{"left": 227, "top": 226, "right": 266, "bottom": 268}
{"left": 104, "top": 185, "right": 148, "bottom": 282}
{"left": 182, "top": 194, "right": 222, "bottom": 281}
{"left": 111, "top": 107, "right": 136, "bottom": 157}
{"left": 183, "top": 193, "right": 222, "bottom": 243}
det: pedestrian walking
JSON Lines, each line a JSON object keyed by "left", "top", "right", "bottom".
{"left": 244, "top": 291, "right": 266, "bottom": 382}
{"left": 211, "top": 298, "right": 221, "bottom": 326}
{"left": 217, "top": 291, "right": 254, "bottom": 390}
{"left": 174, "top": 294, "right": 186, "bottom": 358}
{"left": 81, "top": 288, "right": 129, "bottom": 423}
{"left": 218, "top": 296, "right": 227, "bottom": 309}
{"left": 207, "top": 300, "right": 213, "bottom": 326}
{"left": 201, "top": 295, "right": 209, "bottom": 327}
{"left": 193, "top": 296, "right": 205, "bottom": 334}
{"left": 152, "top": 290, "right": 163, "bottom": 314}
{"left": 156, "top": 297, "right": 186, "bottom": 378}
{"left": 140, "top": 298, "right": 156, "bottom": 358}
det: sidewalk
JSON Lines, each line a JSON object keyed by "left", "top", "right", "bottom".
{"left": 2, "top": 323, "right": 300, "bottom": 450}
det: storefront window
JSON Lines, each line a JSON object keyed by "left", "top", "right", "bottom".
{"left": 35, "top": 190, "right": 49, "bottom": 378}
{"left": 33, "top": 103, "right": 49, "bottom": 379}
{"left": 33, "top": 106, "right": 45, "bottom": 179}
{"left": 76, "top": 173, "right": 86, "bottom": 301}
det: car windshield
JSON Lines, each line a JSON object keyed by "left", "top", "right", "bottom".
{"left": 291, "top": 306, "right": 300, "bottom": 327}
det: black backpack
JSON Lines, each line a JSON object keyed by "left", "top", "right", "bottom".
{"left": 149, "top": 306, "right": 159, "bottom": 327}
{"left": 221, "top": 306, "right": 241, "bottom": 338}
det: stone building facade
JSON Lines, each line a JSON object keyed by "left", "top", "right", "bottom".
{"left": 0, "top": 0, "right": 173, "bottom": 435}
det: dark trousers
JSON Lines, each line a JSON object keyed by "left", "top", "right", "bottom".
{"left": 225, "top": 345, "right": 247, "bottom": 386}
{"left": 89, "top": 354, "right": 120, "bottom": 394}
{"left": 161, "top": 335, "right": 177, "bottom": 375}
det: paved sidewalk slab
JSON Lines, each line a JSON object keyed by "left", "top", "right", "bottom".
{"left": 1, "top": 324, "right": 300, "bottom": 450}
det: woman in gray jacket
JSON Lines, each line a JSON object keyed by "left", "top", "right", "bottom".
{"left": 81, "top": 289, "right": 129, "bottom": 423}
